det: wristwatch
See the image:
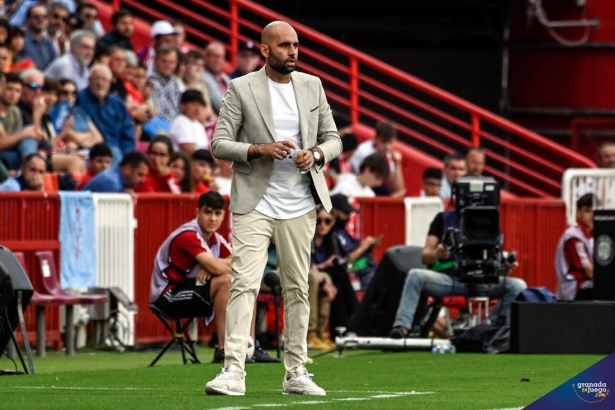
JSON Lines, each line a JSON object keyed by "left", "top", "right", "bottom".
{"left": 310, "top": 149, "right": 321, "bottom": 162}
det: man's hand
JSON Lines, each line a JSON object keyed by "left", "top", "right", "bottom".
{"left": 196, "top": 268, "right": 211, "bottom": 283}
{"left": 21, "top": 125, "right": 43, "bottom": 141}
{"left": 504, "top": 261, "right": 519, "bottom": 275}
{"left": 251, "top": 140, "right": 296, "bottom": 160}
{"left": 292, "top": 149, "right": 314, "bottom": 172}
{"left": 33, "top": 96, "right": 47, "bottom": 116}
{"left": 435, "top": 244, "right": 450, "bottom": 260}
{"left": 321, "top": 281, "right": 337, "bottom": 303}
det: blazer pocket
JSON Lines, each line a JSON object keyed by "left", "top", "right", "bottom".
{"left": 309, "top": 105, "right": 319, "bottom": 112}
{"left": 231, "top": 162, "right": 252, "bottom": 175}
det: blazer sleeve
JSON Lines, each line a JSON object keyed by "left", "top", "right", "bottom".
{"left": 313, "top": 78, "right": 342, "bottom": 168}
{"left": 211, "top": 81, "right": 252, "bottom": 164}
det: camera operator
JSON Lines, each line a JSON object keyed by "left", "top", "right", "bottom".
{"left": 389, "top": 178, "right": 527, "bottom": 338}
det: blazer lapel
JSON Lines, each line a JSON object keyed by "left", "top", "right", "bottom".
{"left": 249, "top": 68, "right": 276, "bottom": 142}
{"left": 292, "top": 73, "right": 310, "bottom": 149}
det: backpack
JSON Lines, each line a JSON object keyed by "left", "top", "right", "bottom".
{"left": 452, "top": 323, "right": 511, "bottom": 354}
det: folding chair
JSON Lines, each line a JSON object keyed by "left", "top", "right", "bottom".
{"left": 35, "top": 251, "right": 107, "bottom": 355}
{"left": 148, "top": 304, "right": 200, "bottom": 367}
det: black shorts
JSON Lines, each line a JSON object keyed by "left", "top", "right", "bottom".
{"left": 154, "top": 279, "right": 213, "bottom": 319}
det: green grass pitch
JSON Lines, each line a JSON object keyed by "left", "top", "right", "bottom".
{"left": 0, "top": 346, "right": 604, "bottom": 410}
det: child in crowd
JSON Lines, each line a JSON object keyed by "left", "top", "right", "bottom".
{"left": 77, "top": 143, "right": 112, "bottom": 190}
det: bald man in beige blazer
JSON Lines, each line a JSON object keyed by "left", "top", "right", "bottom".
{"left": 206, "top": 21, "right": 341, "bottom": 397}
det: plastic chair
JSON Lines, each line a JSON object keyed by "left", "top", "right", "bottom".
{"left": 14, "top": 252, "right": 63, "bottom": 357}
{"left": 34, "top": 251, "right": 107, "bottom": 355}
{"left": 148, "top": 304, "right": 200, "bottom": 367}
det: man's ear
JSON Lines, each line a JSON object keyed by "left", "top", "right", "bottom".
{"left": 260, "top": 44, "right": 269, "bottom": 58}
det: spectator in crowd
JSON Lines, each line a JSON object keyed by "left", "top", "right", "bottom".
{"left": 439, "top": 152, "right": 466, "bottom": 199}
{"left": 555, "top": 193, "right": 594, "bottom": 301}
{"left": 349, "top": 121, "right": 405, "bottom": 197}
{"left": 311, "top": 204, "right": 358, "bottom": 341}
{"left": 0, "top": 19, "right": 9, "bottom": 45}
{"left": 170, "top": 151, "right": 192, "bottom": 192}
{"left": 130, "top": 61, "right": 149, "bottom": 99}
{"left": 389, "top": 186, "right": 526, "bottom": 338}
{"left": 9, "top": 0, "right": 74, "bottom": 27}
{"left": 9, "top": 25, "right": 30, "bottom": 69}
{"left": 329, "top": 193, "right": 381, "bottom": 291}
{"left": 108, "top": 45, "right": 129, "bottom": 100}
{"left": 122, "top": 50, "right": 141, "bottom": 97}
{"left": 230, "top": 40, "right": 261, "bottom": 79}
{"left": 0, "top": 151, "right": 45, "bottom": 191}
{"left": 0, "top": 43, "right": 9, "bottom": 74}
{"left": 307, "top": 263, "right": 336, "bottom": 350}
{"left": 135, "top": 135, "right": 180, "bottom": 193}
{"left": 182, "top": 50, "right": 212, "bottom": 114}
{"left": 0, "top": 72, "right": 43, "bottom": 169}
{"left": 47, "top": 2, "right": 69, "bottom": 55}
{"left": 55, "top": 78, "right": 103, "bottom": 149}
{"left": 76, "top": 142, "right": 111, "bottom": 189}
{"left": 191, "top": 148, "right": 215, "bottom": 193}
{"left": 169, "top": 89, "right": 208, "bottom": 155}
{"left": 44, "top": 30, "right": 96, "bottom": 90}
{"left": 147, "top": 45, "right": 184, "bottom": 123}
{"left": 83, "top": 150, "right": 148, "bottom": 193}
{"left": 466, "top": 147, "right": 485, "bottom": 176}
{"left": 201, "top": 42, "right": 229, "bottom": 114}
{"left": 78, "top": 2, "right": 103, "bottom": 37}
{"left": 98, "top": 8, "right": 133, "bottom": 51}
{"left": 77, "top": 63, "right": 135, "bottom": 164}
{"left": 419, "top": 167, "right": 442, "bottom": 197}
{"left": 326, "top": 132, "right": 358, "bottom": 188}
{"left": 137, "top": 20, "right": 178, "bottom": 75}
{"left": 149, "top": 191, "right": 233, "bottom": 361}
{"left": 597, "top": 142, "right": 615, "bottom": 168}
{"left": 172, "top": 19, "right": 189, "bottom": 54}
{"left": 330, "top": 153, "right": 390, "bottom": 198}
{"left": 21, "top": 4, "right": 58, "bottom": 70}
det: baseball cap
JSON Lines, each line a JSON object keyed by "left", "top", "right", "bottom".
{"left": 330, "top": 194, "right": 357, "bottom": 215}
{"left": 151, "top": 20, "right": 178, "bottom": 38}
{"left": 239, "top": 40, "right": 259, "bottom": 55}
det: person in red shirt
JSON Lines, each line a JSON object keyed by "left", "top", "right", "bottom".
{"left": 77, "top": 143, "right": 112, "bottom": 190}
{"left": 556, "top": 193, "right": 594, "bottom": 300}
{"left": 191, "top": 148, "right": 216, "bottom": 193}
{"left": 135, "top": 136, "right": 181, "bottom": 193}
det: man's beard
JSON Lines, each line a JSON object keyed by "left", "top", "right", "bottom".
{"left": 268, "top": 55, "right": 296, "bottom": 74}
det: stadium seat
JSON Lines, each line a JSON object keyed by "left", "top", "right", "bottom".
{"left": 148, "top": 303, "right": 200, "bottom": 367}
{"left": 14, "top": 252, "right": 64, "bottom": 357}
{"left": 34, "top": 251, "right": 107, "bottom": 355}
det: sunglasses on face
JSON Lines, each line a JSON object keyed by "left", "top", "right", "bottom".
{"left": 317, "top": 217, "right": 333, "bottom": 226}
{"left": 26, "top": 83, "right": 44, "bottom": 90}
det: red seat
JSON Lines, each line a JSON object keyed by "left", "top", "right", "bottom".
{"left": 35, "top": 251, "right": 107, "bottom": 305}
{"left": 14, "top": 252, "right": 63, "bottom": 307}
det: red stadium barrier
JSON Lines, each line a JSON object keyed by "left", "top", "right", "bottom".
{"left": 0, "top": 193, "right": 566, "bottom": 345}
{"left": 0, "top": 193, "right": 63, "bottom": 350}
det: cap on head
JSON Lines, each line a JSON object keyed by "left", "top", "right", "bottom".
{"left": 151, "top": 20, "right": 178, "bottom": 38}
{"left": 239, "top": 40, "right": 260, "bottom": 54}
{"left": 330, "top": 194, "right": 357, "bottom": 215}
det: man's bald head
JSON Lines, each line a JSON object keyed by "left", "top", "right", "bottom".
{"left": 261, "top": 21, "right": 295, "bottom": 46}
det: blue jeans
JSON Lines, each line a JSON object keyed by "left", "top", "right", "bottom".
{"left": 393, "top": 268, "right": 527, "bottom": 329}
{"left": 0, "top": 138, "right": 38, "bottom": 169}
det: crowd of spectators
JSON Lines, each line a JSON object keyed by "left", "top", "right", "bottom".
{"left": 0, "top": 5, "right": 267, "bottom": 195}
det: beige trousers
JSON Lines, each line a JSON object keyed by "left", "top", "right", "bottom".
{"left": 225, "top": 208, "right": 316, "bottom": 372}
{"left": 308, "top": 271, "right": 331, "bottom": 336}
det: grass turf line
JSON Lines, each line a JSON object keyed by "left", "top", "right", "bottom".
{"left": 0, "top": 347, "right": 604, "bottom": 410}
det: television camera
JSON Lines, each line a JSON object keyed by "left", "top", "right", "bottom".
{"left": 444, "top": 176, "right": 516, "bottom": 298}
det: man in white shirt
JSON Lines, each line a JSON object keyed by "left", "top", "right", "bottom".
{"left": 44, "top": 30, "right": 96, "bottom": 90}
{"left": 331, "top": 153, "right": 390, "bottom": 198}
{"left": 170, "top": 89, "right": 208, "bottom": 155}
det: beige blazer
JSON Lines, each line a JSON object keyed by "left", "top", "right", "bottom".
{"left": 211, "top": 66, "right": 342, "bottom": 215}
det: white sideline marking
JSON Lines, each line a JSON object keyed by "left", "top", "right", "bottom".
{"left": 13, "top": 386, "right": 154, "bottom": 391}
{"left": 210, "top": 391, "right": 433, "bottom": 410}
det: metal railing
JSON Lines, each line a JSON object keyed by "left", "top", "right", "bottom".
{"left": 105, "top": 0, "right": 596, "bottom": 196}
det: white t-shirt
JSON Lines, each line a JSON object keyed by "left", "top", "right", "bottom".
{"left": 330, "top": 173, "right": 375, "bottom": 198}
{"left": 254, "top": 78, "right": 314, "bottom": 219}
{"left": 169, "top": 114, "right": 209, "bottom": 152}
{"left": 349, "top": 140, "right": 395, "bottom": 174}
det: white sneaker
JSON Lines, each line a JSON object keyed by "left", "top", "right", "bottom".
{"left": 282, "top": 367, "right": 326, "bottom": 396}
{"left": 205, "top": 365, "right": 246, "bottom": 396}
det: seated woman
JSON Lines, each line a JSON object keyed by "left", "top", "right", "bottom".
{"left": 170, "top": 151, "right": 193, "bottom": 193}
{"left": 311, "top": 204, "right": 358, "bottom": 341}
{"left": 135, "top": 135, "right": 181, "bottom": 193}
